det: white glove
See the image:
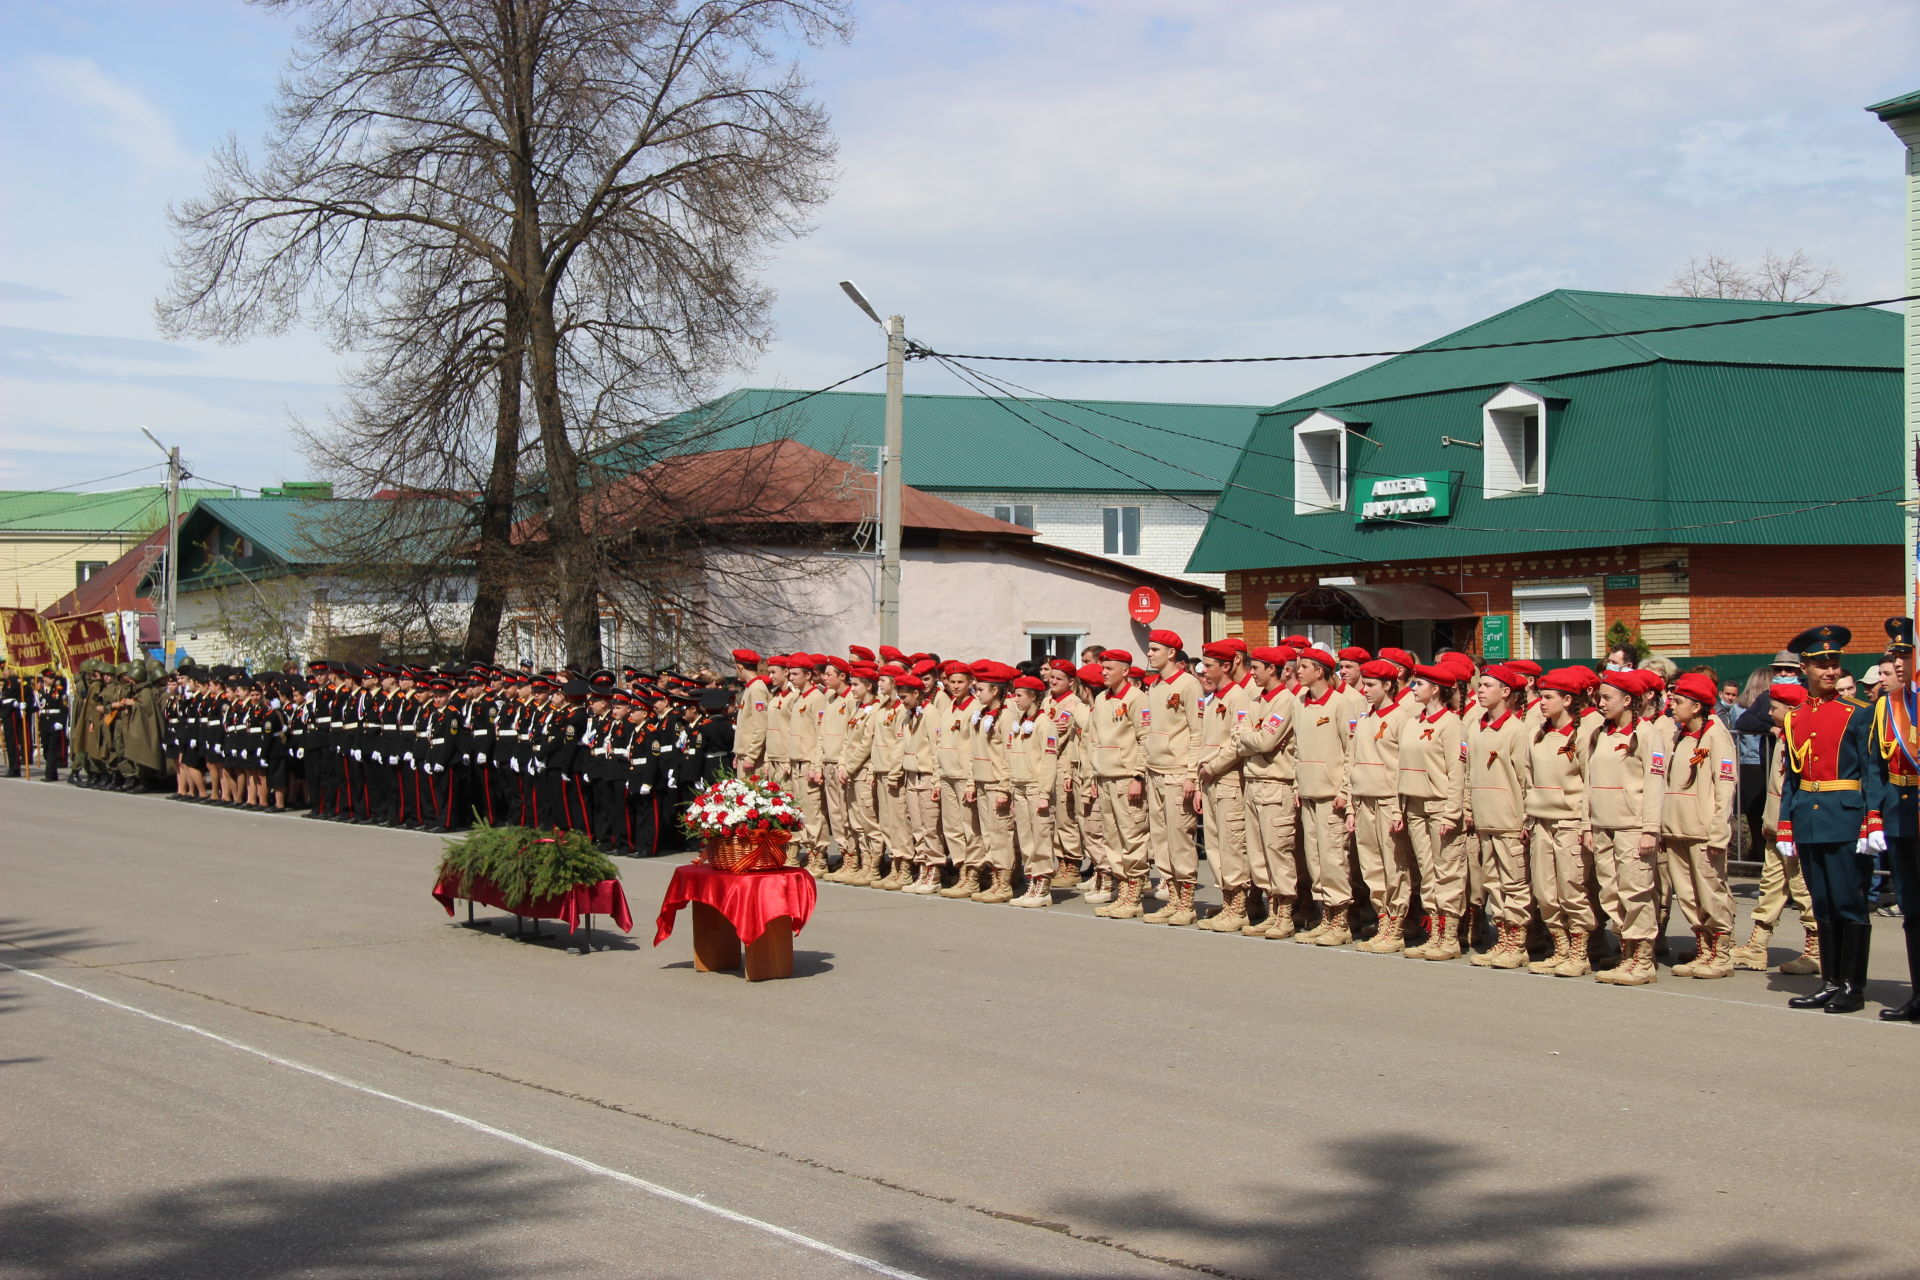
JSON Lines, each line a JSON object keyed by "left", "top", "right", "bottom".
{"left": 1868, "top": 830, "right": 1889, "bottom": 854}
{"left": 351, "top": 749, "right": 363, "bottom": 761}
{"left": 430, "top": 762, "right": 444, "bottom": 774}
{"left": 403, "top": 752, "right": 415, "bottom": 766}
{"left": 371, "top": 751, "right": 383, "bottom": 764}
{"left": 476, "top": 753, "right": 487, "bottom": 766}
{"left": 1776, "top": 840, "right": 1795, "bottom": 859}
{"left": 508, "top": 757, "right": 520, "bottom": 773}
{"left": 639, "top": 784, "right": 652, "bottom": 795}
{"left": 1856, "top": 837, "right": 1869, "bottom": 855}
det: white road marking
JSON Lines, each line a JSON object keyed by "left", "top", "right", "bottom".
{"left": 0, "top": 959, "right": 929, "bottom": 1280}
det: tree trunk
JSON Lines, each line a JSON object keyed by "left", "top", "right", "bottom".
{"left": 460, "top": 306, "right": 524, "bottom": 663}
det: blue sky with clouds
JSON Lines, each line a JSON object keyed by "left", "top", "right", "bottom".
{"left": 1, "top": 0, "right": 1915, "bottom": 493}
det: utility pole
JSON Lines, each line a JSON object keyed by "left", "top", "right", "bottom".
{"left": 140, "top": 428, "right": 182, "bottom": 671}
{"left": 839, "top": 282, "right": 905, "bottom": 648}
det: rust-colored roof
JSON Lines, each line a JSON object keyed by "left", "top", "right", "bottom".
{"left": 40, "top": 521, "right": 172, "bottom": 618}
{"left": 516, "top": 440, "right": 1035, "bottom": 543}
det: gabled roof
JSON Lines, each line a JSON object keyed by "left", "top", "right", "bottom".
{"left": 174, "top": 496, "right": 467, "bottom": 589}
{"left": 591, "top": 388, "right": 1261, "bottom": 495}
{"left": 0, "top": 485, "right": 233, "bottom": 535}
{"left": 40, "top": 521, "right": 172, "bottom": 617}
{"left": 1867, "top": 88, "right": 1920, "bottom": 121}
{"left": 1269, "top": 291, "right": 1899, "bottom": 414}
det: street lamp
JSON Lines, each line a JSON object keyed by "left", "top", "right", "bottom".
{"left": 838, "top": 281, "right": 904, "bottom": 649}
{"left": 139, "top": 427, "right": 181, "bottom": 671}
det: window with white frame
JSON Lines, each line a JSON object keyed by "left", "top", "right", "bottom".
{"left": 1292, "top": 412, "right": 1349, "bottom": 513}
{"left": 1515, "top": 584, "right": 1593, "bottom": 662}
{"left": 1027, "top": 630, "right": 1084, "bottom": 665}
{"left": 1102, "top": 506, "right": 1141, "bottom": 556}
{"left": 993, "top": 503, "right": 1035, "bottom": 529}
{"left": 1482, "top": 385, "right": 1548, "bottom": 497}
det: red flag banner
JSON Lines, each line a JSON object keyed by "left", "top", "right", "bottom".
{"left": 47, "top": 611, "right": 124, "bottom": 668}
{"left": 0, "top": 608, "right": 56, "bottom": 672}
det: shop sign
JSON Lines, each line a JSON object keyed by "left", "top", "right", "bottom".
{"left": 1481, "top": 614, "right": 1511, "bottom": 660}
{"left": 1605, "top": 574, "right": 1640, "bottom": 590}
{"left": 1353, "top": 472, "right": 1453, "bottom": 524}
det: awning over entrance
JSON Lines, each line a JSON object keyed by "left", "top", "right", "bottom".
{"left": 1273, "top": 583, "right": 1477, "bottom": 624}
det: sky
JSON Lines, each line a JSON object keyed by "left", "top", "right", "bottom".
{"left": 1, "top": 0, "right": 1915, "bottom": 494}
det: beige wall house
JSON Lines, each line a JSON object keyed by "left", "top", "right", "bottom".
{"left": 0, "top": 486, "right": 233, "bottom": 610}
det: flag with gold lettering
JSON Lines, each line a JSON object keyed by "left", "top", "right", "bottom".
{"left": 0, "top": 608, "right": 56, "bottom": 672}
{"left": 47, "top": 612, "right": 124, "bottom": 668}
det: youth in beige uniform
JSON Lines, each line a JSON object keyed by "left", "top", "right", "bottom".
{"left": 1524, "top": 670, "right": 1595, "bottom": 977}
{"left": 1006, "top": 675, "right": 1060, "bottom": 907}
{"left": 763, "top": 659, "right": 792, "bottom": 788}
{"left": 831, "top": 670, "right": 882, "bottom": 883}
{"left": 785, "top": 660, "right": 828, "bottom": 874}
{"left": 1730, "top": 683, "right": 1819, "bottom": 974}
{"left": 1142, "top": 632, "right": 1205, "bottom": 927}
{"left": 1194, "top": 641, "right": 1254, "bottom": 933}
{"left": 1584, "top": 669, "right": 1668, "bottom": 985}
{"left": 1043, "top": 665, "right": 1089, "bottom": 888}
{"left": 1395, "top": 663, "right": 1466, "bottom": 960}
{"left": 1293, "top": 650, "right": 1365, "bottom": 946}
{"left": 1464, "top": 666, "right": 1534, "bottom": 968}
{"left": 870, "top": 679, "right": 913, "bottom": 889}
{"left": 815, "top": 662, "right": 856, "bottom": 869}
{"left": 1089, "top": 651, "right": 1150, "bottom": 920}
{"left": 731, "top": 651, "right": 770, "bottom": 775}
{"left": 898, "top": 678, "right": 946, "bottom": 894}
{"left": 1662, "top": 672, "right": 1740, "bottom": 978}
{"left": 1345, "top": 660, "right": 1417, "bottom": 953}
{"left": 931, "top": 666, "right": 983, "bottom": 893}
{"left": 1073, "top": 665, "right": 1116, "bottom": 901}
{"left": 962, "top": 664, "right": 1017, "bottom": 903}
{"left": 1234, "top": 646, "right": 1303, "bottom": 939}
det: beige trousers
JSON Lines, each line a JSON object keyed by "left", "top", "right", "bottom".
{"left": 1011, "top": 781, "right": 1055, "bottom": 876}
{"left": 1077, "top": 780, "right": 1112, "bottom": 873}
{"left": 1753, "top": 845, "right": 1816, "bottom": 929}
{"left": 1402, "top": 797, "right": 1465, "bottom": 919}
{"left": 937, "top": 775, "right": 979, "bottom": 868}
{"left": 1097, "top": 776, "right": 1150, "bottom": 878}
{"left": 877, "top": 776, "right": 910, "bottom": 861}
{"left": 1592, "top": 827, "right": 1659, "bottom": 942}
{"left": 1529, "top": 817, "right": 1597, "bottom": 932}
{"left": 1052, "top": 773, "right": 1083, "bottom": 870}
{"left": 845, "top": 771, "right": 879, "bottom": 859}
{"left": 975, "top": 785, "right": 1015, "bottom": 872}
{"left": 1300, "top": 796, "right": 1351, "bottom": 907}
{"left": 798, "top": 768, "right": 828, "bottom": 853}
{"left": 903, "top": 772, "right": 941, "bottom": 864}
{"left": 1664, "top": 838, "right": 1734, "bottom": 933}
{"left": 1352, "top": 795, "right": 1415, "bottom": 916}
{"left": 823, "top": 767, "right": 850, "bottom": 852}
{"left": 1201, "top": 774, "right": 1250, "bottom": 892}
{"left": 1244, "top": 777, "right": 1299, "bottom": 898}
{"left": 1478, "top": 831, "right": 1531, "bottom": 927}
{"left": 1148, "top": 772, "right": 1198, "bottom": 882}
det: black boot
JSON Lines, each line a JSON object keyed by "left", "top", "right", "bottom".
{"left": 1789, "top": 916, "right": 1842, "bottom": 1009}
{"left": 1825, "top": 921, "right": 1870, "bottom": 1014}
{"left": 1879, "top": 924, "right": 1920, "bottom": 1021}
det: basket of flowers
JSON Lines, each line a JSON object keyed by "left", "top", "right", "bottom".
{"left": 681, "top": 772, "right": 801, "bottom": 872}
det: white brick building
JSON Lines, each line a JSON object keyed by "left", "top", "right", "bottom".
{"left": 934, "top": 490, "right": 1222, "bottom": 588}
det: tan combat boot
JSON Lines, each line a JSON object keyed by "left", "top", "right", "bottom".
{"left": 1203, "top": 885, "right": 1250, "bottom": 933}
{"left": 1690, "top": 930, "right": 1734, "bottom": 978}
{"left": 1672, "top": 927, "right": 1711, "bottom": 978}
{"left": 1143, "top": 879, "right": 1182, "bottom": 923}
{"left": 881, "top": 857, "right": 911, "bottom": 890}
{"left": 1259, "top": 897, "right": 1297, "bottom": 939}
{"left": 939, "top": 865, "right": 981, "bottom": 899}
{"left": 1554, "top": 929, "right": 1592, "bottom": 977}
{"left": 1596, "top": 937, "right": 1656, "bottom": 985}
{"left": 822, "top": 850, "right": 854, "bottom": 883}
{"left": 902, "top": 862, "right": 936, "bottom": 894}
{"left": 1529, "top": 927, "right": 1571, "bottom": 975}
{"left": 1729, "top": 922, "right": 1772, "bottom": 970}
{"left": 971, "top": 867, "right": 1012, "bottom": 903}
{"left": 1051, "top": 859, "right": 1082, "bottom": 889}
{"left": 1779, "top": 924, "right": 1820, "bottom": 976}
{"left": 1165, "top": 880, "right": 1198, "bottom": 926}
{"left": 805, "top": 849, "right": 829, "bottom": 878}
{"left": 1478, "top": 922, "right": 1527, "bottom": 969}
{"left": 1421, "top": 915, "right": 1462, "bottom": 961}
{"left": 1402, "top": 914, "right": 1434, "bottom": 960}
{"left": 1313, "top": 905, "right": 1353, "bottom": 947}
{"left": 1101, "top": 876, "right": 1146, "bottom": 919}
{"left": 1083, "top": 870, "right": 1114, "bottom": 905}
{"left": 1014, "top": 873, "right": 1052, "bottom": 908}
{"left": 1294, "top": 905, "right": 1329, "bottom": 945}
{"left": 1357, "top": 912, "right": 1406, "bottom": 954}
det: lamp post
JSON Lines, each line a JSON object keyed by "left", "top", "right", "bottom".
{"left": 838, "top": 281, "right": 904, "bottom": 649}
{"left": 139, "top": 428, "right": 181, "bottom": 671}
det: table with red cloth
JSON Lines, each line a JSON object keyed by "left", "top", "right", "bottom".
{"left": 432, "top": 874, "right": 634, "bottom": 952}
{"left": 654, "top": 863, "right": 816, "bottom": 980}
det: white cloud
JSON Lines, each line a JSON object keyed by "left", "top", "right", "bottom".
{"left": 25, "top": 54, "right": 197, "bottom": 178}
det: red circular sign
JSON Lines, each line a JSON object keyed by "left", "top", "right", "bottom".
{"left": 1128, "top": 586, "right": 1162, "bottom": 624}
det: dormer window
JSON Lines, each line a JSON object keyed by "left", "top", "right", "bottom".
{"left": 1292, "top": 411, "right": 1351, "bottom": 514}
{"left": 1482, "top": 385, "right": 1549, "bottom": 497}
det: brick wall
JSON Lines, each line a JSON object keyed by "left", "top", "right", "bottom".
{"left": 933, "top": 489, "right": 1222, "bottom": 587}
{"left": 1689, "top": 543, "right": 1904, "bottom": 654}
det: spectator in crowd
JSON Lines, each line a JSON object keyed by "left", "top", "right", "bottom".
{"left": 1607, "top": 643, "right": 1640, "bottom": 672}
{"left": 1731, "top": 666, "right": 1772, "bottom": 856}
{"left": 1836, "top": 671, "right": 1858, "bottom": 700}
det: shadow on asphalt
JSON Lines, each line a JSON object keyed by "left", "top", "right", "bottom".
{"left": 859, "top": 1134, "right": 1895, "bottom": 1280}
{"left": 0, "top": 918, "right": 117, "bottom": 964}
{"left": 657, "top": 950, "right": 836, "bottom": 978}
{"left": 1, "top": 1160, "right": 570, "bottom": 1279}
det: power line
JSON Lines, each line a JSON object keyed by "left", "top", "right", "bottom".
{"left": 914, "top": 291, "right": 1918, "bottom": 365}
{"left": 591, "top": 362, "right": 888, "bottom": 468}
{"left": 1, "top": 493, "right": 167, "bottom": 575}
{"left": 9, "top": 463, "right": 167, "bottom": 495}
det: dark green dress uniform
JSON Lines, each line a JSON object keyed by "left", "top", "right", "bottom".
{"left": 1872, "top": 617, "right": 1920, "bottom": 1021}
{"left": 1778, "top": 625, "right": 1885, "bottom": 1013}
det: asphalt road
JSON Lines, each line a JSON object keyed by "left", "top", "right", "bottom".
{"left": 3, "top": 775, "right": 1917, "bottom": 1280}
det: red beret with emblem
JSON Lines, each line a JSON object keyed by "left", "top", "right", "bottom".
{"left": 1076, "top": 663, "right": 1105, "bottom": 684}
{"left": 1508, "top": 659, "right": 1543, "bottom": 678}
{"left": 1377, "top": 647, "right": 1416, "bottom": 672}
{"left": 1249, "top": 645, "right": 1290, "bottom": 666}
{"left": 731, "top": 648, "right": 761, "bottom": 665}
{"left": 1536, "top": 667, "right": 1586, "bottom": 695}
{"left": 1338, "top": 646, "right": 1371, "bottom": 662}
{"left": 1482, "top": 664, "right": 1527, "bottom": 691}
{"left": 849, "top": 645, "right": 876, "bottom": 662}
{"left": 1147, "top": 629, "right": 1183, "bottom": 650}
{"left": 939, "top": 659, "right": 970, "bottom": 675}
{"left": 1670, "top": 672, "right": 1717, "bottom": 707}
{"left": 879, "top": 645, "right": 906, "bottom": 662}
{"left": 1201, "top": 640, "right": 1240, "bottom": 661}
{"left": 895, "top": 674, "right": 925, "bottom": 691}
{"left": 825, "top": 655, "right": 852, "bottom": 675}
{"left": 1011, "top": 675, "right": 1047, "bottom": 692}
{"left": 1297, "top": 648, "right": 1336, "bottom": 671}
{"left": 1358, "top": 659, "right": 1400, "bottom": 681}
{"left": 784, "top": 653, "right": 816, "bottom": 671}
{"left": 1769, "top": 682, "right": 1808, "bottom": 708}
{"left": 1410, "top": 663, "right": 1456, "bottom": 687}
{"left": 1100, "top": 649, "right": 1133, "bottom": 664}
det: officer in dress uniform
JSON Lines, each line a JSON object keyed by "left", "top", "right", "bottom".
{"left": 1778, "top": 625, "right": 1885, "bottom": 1014}
{"left": 1871, "top": 617, "right": 1920, "bottom": 1021}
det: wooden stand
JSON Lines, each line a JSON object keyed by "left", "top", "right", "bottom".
{"left": 690, "top": 902, "right": 795, "bottom": 981}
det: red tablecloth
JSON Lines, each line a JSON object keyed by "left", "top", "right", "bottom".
{"left": 433, "top": 874, "right": 634, "bottom": 933}
{"left": 654, "top": 863, "right": 816, "bottom": 947}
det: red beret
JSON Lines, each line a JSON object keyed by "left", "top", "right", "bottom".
{"left": 1639, "top": 670, "right": 1667, "bottom": 694}
{"left": 1283, "top": 634, "right": 1312, "bottom": 648}
{"left": 1483, "top": 664, "right": 1527, "bottom": 691}
{"left": 1297, "top": 648, "right": 1336, "bottom": 671}
{"left": 1377, "top": 647, "right": 1416, "bottom": 671}
{"left": 1147, "top": 629, "right": 1183, "bottom": 650}
{"left": 894, "top": 674, "right": 925, "bottom": 691}
{"left": 825, "top": 655, "right": 852, "bottom": 675}
{"left": 879, "top": 645, "right": 906, "bottom": 662}
{"left": 972, "top": 661, "right": 1018, "bottom": 684}
{"left": 731, "top": 648, "right": 761, "bottom": 665}
{"left": 1046, "top": 658, "right": 1076, "bottom": 674}
{"left": 1507, "top": 659, "right": 1543, "bottom": 678}
{"left": 1219, "top": 636, "right": 1248, "bottom": 653}
{"left": 1138, "top": 670, "right": 1157, "bottom": 685}
{"left": 1338, "top": 646, "right": 1372, "bottom": 662}
{"left": 849, "top": 663, "right": 879, "bottom": 681}
{"left": 1671, "top": 672, "right": 1717, "bottom": 707}
{"left": 1100, "top": 649, "right": 1134, "bottom": 664}
{"left": 878, "top": 663, "right": 907, "bottom": 677}
{"left": 1076, "top": 663, "right": 1106, "bottom": 684}
{"left": 1536, "top": 667, "right": 1586, "bottom": 695}
{"left": 784, "top": 654, "right": 816, "bottom": 671}
{"left": 767, "top": 654, "right": 790, "bottom": 667}
{"left": 1201, "top": 640, "right": 1240, "bottom": 661}
{"left": 911, "top": 658, "right": 938, "bottom": 675}
{"left": 849, "top": 645, "right": 876, "bottom": 662}
{"left": 1599, "top": 670, "right": 1640, "bottom": 696}
{"left": 1011, "top": 675, "right": 1047, "bottom": 692}
{"left": 1769, "top": 682, "right": 1809, "bottom": 707}
{"left": 1410, "top": 663, "right": 1456, "bottom": 688}
{"left": 939, "top": 660, "right": 970, "bottom": 675}
{"left": 1249, "top": 646, "right": 1290, "bottom": 666}
{"left": 1358, "top": 659, "right": 1400, "bottom": 681}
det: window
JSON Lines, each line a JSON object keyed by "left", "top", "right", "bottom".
{"left": 1482, "top": 385, "right": 1549, "bottom": 497}
{"left": 1515, "top": 584, "right": 1593, "bottom": 661}
{"left": 992, "top": 503, "right": 1035, "bottom": 529}
{"left": 75, "top": 561, "right": 108, "bottom": 588}
{"left": 1028, "top": 632, "right": 1083, "bottom": 665}
{"left": 1102, "top": 506, "right": 1141, "bottom": 556}
{"left": 1292, "top": 412, "right": 1350, "bottom": 513}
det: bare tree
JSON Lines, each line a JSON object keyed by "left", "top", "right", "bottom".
{"left": 1665, "top": 249, "right": 1844, "bottom": 302}
{"left": 161, "top": 0, "right": 849, "bottom": 668}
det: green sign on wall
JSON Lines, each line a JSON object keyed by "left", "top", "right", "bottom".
{"left": 1352, "top": 471, "right": 1454, "bottom": 524}
{"left": 1605, "top": 574, "right": 1640, "bottom": 590}
{"left": 1481, "top": 614, "right": 1511, "bottom": 660}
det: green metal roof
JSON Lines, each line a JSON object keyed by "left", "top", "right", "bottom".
{"left": 1867, "top": 88, "right": 1920, "bottom": 121}
{"left": 175, "top": 497, "right": 464, "bottom": 589}
{"left": 1190, "top": 291, "right": 1903, "bottom": 573}
{"left": 593, "top": 389, "right": 1262, "bottom": 494}
{"left": 0, "top": 485, "right": 233, "bottom": 534}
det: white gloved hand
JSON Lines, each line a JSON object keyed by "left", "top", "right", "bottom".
{"left": 431, "top": 762, "right": 444, "bottom": 774}
{"left": 370, "top": 751, "right": 383, "bottom": 765}
{"left": 1776, "top": 840, "right": 1795, "bottom": 859}
{"left": 476, "top": 753, "right": 487, "bottom": 766}
{"left": 639, "top": 784, "right": 652, "bottom": 795}
{"left": 1868, "top": 830, "right": 1889, "bottom": 854}
{"left": 351, "top": 749, "right": 363, "bottom": 761}
{"left": 1856, "top": 837, "right": 1870, "bottom": 855}
{"left": 508, "top": 757, "right": 520, "bottom": 773}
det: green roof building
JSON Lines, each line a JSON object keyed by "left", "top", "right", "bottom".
{"left": 1189, "top": 289, "right": 1905, "bottom": 668}
{"left": 0, "top": 484, "right": 234, "bottom": 611}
